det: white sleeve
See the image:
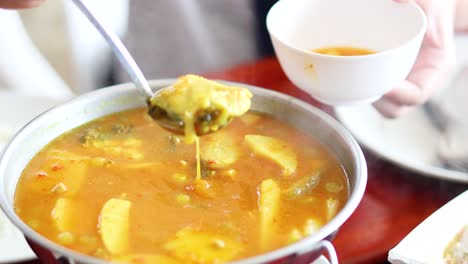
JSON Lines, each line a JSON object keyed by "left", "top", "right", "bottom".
{"left": 0, "top": 9, "right": 75, "bottom": 100}
{"left": 64, "top": 0, "right": 129, "bottom": 93}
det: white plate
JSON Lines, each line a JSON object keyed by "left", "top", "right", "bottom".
{"left": 0, "top": 92, "right": 64, "bottom": 263}
{"left": 0, "top": 209, "right": 36, "bottom": 263}
{"left": 388, "top": 190, "right": 468, "bottom": 264}
{"left": 334, "top": 34, "right": 468, "bottom": 184}
{"left": 334, "top": 104, "right": 468, "bottom": 183}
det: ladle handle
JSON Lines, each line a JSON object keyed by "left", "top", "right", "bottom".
{"left": 71, "top": 0, "right": 154, "bottom": 98}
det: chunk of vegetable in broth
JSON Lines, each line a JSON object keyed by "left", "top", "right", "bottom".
{"left": 284, "top": 173, "right": 321, "bottom": 200}
{"left": 58, "top": 160, "right": 88, "bottom": 196}
{"left": 245, "top": 135, "right": 297, "bottom": 176}
{"left": 201, "top": 131, "right": 239, "bottom": 169}
{"left": 258, "top": 179, "right": 281, "bottom": 249}
{"left": 283, "top": 161, "right": 330, "bottom": 200}
{"left": 286, "top": 218, "right": 323, "bottom": 243}
{"left": 164, "top": 228, "right": 243, "bottom": 263}
{"left": 47, "top": 149, "right": 88, "bottom": 161}
{"left": 83, "top": 138, "right": 144, "bottom": 160}
{"left": 148, "top": 74, "right": 252, "bottom": 144}
{"left": 325, "top": 181, "right": 344, "bottom": 194}
{"left": 51, "top": 198, "right": 75, "bottom": 232}
{"left": 303, "top": 218, "right": 322, "bottom": 236}
{"left": 326, "top": 198, "right": 339, "bottom": 221}
{"left": 79, "top": 123, "right": 133, "bottom": 144}
{"left": 99, "top": 198, "right": 131, "bottom": 255}
{"left": 79, "top": 125, "right": 143, "bottom": 160}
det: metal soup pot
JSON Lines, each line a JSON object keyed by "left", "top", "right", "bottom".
{"left": 0, "top": 80, "right": 367, "bottom": 264}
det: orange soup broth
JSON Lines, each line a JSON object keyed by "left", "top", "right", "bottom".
{"left": 313, "top": 46, "right": 376, "bottom": 56}
{"left": 15, "top": 108, "right": 349, "bottom": 262}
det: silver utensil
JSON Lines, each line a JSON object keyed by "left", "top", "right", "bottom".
{"left": 71, "top": 0, "right": 226, "bottom": 136}
{"left": 423, "top": 65, "right": 468, "bottom": 172}
{"left": 423, "top": 101, "right": 468, "bottom": 171}
{"left": 71, "top": 0, "right": 153, "bottom": 99}
{"left": 422, "top": 101, "right": 449, "bottom": 133}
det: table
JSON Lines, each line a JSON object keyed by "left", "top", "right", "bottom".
{"left": 22, "top": 57, "right": 467, "bottom": 264}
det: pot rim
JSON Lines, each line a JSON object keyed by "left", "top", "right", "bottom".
{"left": 0, "top": 79, "right": 367, "bottom": 264}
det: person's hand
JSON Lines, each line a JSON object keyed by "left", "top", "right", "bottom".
{"left": 373, "top": 0, "right": 456, "bottom": 118}
{"left": 0, "top": 0, "right": 44, "bottom": 9}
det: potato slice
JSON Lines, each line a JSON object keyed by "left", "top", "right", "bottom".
{"left": 50, "top": 198, "right": 97, "bottom": 234}
{"left": 99, "top": 198, "right": 132, "bottom": 255}
{"left": 258, "top": 179, "right": 280, "bottom": 249}
{"left": 112, "top": 254, "right": 179, "bottom": 264}
{"left": 164, "top": 228, "right": 242, "bottom": 263}
{"left": 245, "top": 135, "right": 297, "bottom": 175}
{"left": 61, "top": 160, "right": 88, "bottom": 196}
{"left": 84, "top": 138, "right": 144, "bottom": 160}
{"left": 201, "top": 132, "right": 239, "bottom": 169}
{"left": 286, "top": 218, "right": 323, "bottom": 244}
{"left": 51, "top": 198, "right": 74, "bottom": 232}
{"left": 326, "top": 198, "right": 339, "bottom": 221}
{"left": 303, "top": 218, "right": 322, "bottom": 236}
{"left": 47, "top": 149, "right": 88, "bottom": 161}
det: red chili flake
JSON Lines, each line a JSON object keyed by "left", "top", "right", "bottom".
{"left": 207, "top": 160, "right": 217, "bottom": 165}
{"left": 36, "top": 171, "right": 47, "bottom": 178}
{"left": 51, "top": 163, "right": 64, "bottom": 171}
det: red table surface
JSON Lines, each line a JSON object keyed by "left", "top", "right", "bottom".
{"left": 21, "top": 57, "right": 467, "bottom": 264}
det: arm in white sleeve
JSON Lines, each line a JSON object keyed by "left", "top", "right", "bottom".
{"left": 456, "top": 0, "right": 468, "bottom": 32}
{"left": 0, "top": 9, "right": 74, "bottom": 99}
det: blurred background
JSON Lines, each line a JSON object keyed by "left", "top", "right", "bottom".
{"left": 0, "top": 0, "right": 279, "bottom": 98}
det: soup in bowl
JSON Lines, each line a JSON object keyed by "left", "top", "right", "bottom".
{"left": 0, "top": 80, "right": 366, "bottom": 264}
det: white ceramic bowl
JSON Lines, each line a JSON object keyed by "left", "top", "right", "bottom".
{"left": 266, "top": 0, "right": 427, "bottom": 105}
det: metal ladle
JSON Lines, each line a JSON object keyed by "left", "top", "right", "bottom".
{"left": 72, "top": 0, "right": 220, "bottom": 136}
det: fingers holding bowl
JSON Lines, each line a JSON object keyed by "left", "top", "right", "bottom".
{"left": 373, "top": 5, "right": 456, "bottom": 118}
{"left": 0, "top": 0, "right": 45, "bottom": 9}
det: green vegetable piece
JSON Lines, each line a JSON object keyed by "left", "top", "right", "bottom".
{"left": 284, "top": 173, "right": 320, "bottom": 200}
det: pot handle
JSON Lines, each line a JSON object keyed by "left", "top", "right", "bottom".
{"left": 315, "top": 240, "right": 338, "bottom": 264}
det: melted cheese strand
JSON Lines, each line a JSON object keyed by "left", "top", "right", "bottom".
{"left": 195, "top": 136, "right": 201, "bottom": 181}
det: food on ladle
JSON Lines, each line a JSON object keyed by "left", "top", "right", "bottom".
{"left": 148, "top": 74, "right": 252, "bottom": 144}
